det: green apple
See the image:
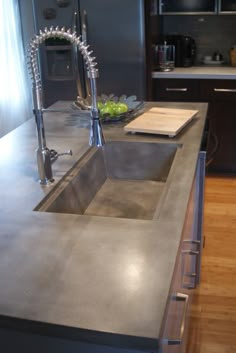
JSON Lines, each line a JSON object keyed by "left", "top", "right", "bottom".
{"left": 97, "top": 101, "right": 104, "bottom": 110}
{"left": 104, "top": 100, "right": 116, "bottom": 109}
{"left": 113, "top": 102, "right": 128, "bottom": 116}
{"left": 100, "top": 105, "right": 113, "bottom": 116}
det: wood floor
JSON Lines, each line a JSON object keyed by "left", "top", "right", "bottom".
{"left": 187, "top": 176, "right": 236, "bottom": 353}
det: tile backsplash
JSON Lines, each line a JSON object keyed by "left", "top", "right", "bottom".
{"left": 162, "top": 15, "right": 236, "bottom": 64}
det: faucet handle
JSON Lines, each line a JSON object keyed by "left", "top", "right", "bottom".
{"left": 57, "top": 149, "right": 73, "bottom": 157}
{"left": 50, "top": 149, "right": 72, "bottom": 163}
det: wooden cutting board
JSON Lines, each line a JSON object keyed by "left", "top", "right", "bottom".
{"left": 124, "top": 107, "right": 198, "bottom": 137}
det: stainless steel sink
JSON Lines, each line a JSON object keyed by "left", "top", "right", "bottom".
{"left": 35, "top": 141, "right": 180, "bottom": 220}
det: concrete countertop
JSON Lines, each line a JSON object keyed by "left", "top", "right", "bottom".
{"left": 0, "top": 101, "right": 207, "bottom": 351}
{"left": 152, "top": 65, "right": 236, "bottom": 79}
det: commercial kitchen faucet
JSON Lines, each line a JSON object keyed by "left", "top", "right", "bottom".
{"left": 29, "top": 26, "right": 104, "bottom": 185}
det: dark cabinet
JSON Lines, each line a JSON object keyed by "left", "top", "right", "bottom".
{"left": 219, "top": 0, "right": 236, "bottom": 13}
{"left": 200, "top": 79, "right": 236, "bottom": 101}
{"left": 159, "top": 0, "right": 217, "bottom": 14}
{"left": 152, "top": 79, "right": 199, "bottom": 101}
{"left": 207, "top": 102, "right": 236, "bottom": 174}
{"left": 199, "top": 80, "right": 236, "bottom": 174}
{"left": 152, "top": 77, "right": 236, "bottom": 175}
{"left": 159, "top": 0, "right": 236, "bottom": 15}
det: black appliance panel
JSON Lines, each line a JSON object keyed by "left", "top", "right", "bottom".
{"left": 165, "top": 35, "right": 196, "bottom": 68}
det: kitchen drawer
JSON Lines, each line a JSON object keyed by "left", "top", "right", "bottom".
{"left": 152, "top": 79, "right": 199, "bottom": 101}
{"left": 200, "top": 79, "right": 236, "bottom": 101}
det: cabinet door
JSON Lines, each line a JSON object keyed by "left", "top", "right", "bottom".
{"left": 159, "top": 0, "right": 217, "bottom": 14}
{"left": 219, "top": 0, "right": 236, "bottom": 13}
{"left": 160, "top": 241, "right": 190, "bottom": 353}
{"left": 182, "top": 152, "right": 206, "bottom": 288}
{"left": 207, "top": 102, "right": 236, "bottom": 174}
{"left": 160, "top": 152, "right": 205, "bottom": 353}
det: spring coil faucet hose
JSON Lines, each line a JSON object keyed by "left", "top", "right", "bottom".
{"left": 28, "top": 26, "right": 104, "bottom": 185}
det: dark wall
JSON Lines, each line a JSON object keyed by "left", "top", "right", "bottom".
{"left": 163, "top": 15, "right": 236, "bottom": 64}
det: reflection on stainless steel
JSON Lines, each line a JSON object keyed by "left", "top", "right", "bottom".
{"left": 72, "top": 10, "right": 83, "bottom": 99}
{"left": 28, "top": 26, "right": 104, "bottom": 185}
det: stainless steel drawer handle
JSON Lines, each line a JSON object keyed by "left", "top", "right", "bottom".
{"left": 183, "top": 239, "right": 200, "bottom": 245}
{"left": 214, "top": 88, "right": 236, "bottom": 92}
{"left": 182, "top": 249, "right": 199, "bottom": 289}
{"left": 162, "top": 293, "right": 189, "bottom": 345}
{"left": 166, "top": 88, "right": 188, "bottom": 92}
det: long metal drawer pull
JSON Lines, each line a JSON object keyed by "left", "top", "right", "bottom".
{"left": 182, "top": 249, "right": 199, "bottom": 289}
{"left": 214, "top": 88, "right": 236, "bottom": 92}
{"left": 163, "top": 293, "right": 189, "bottom": 345}
{"left": 183, "top": 239, "right": 200, "bottom": 245}
{"left": 166, "top": 88, "right": 188, "bottom": 92}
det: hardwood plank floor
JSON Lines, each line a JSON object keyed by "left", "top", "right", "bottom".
{"left": 187, "top": 176, "right": 236, "bottom": 353}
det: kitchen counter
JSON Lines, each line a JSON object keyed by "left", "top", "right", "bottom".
{"left": 0, "top": 101, "right": 207, "bottom": 352}
{"left": 152, "top": 65, "right": 236, "bottom": 79}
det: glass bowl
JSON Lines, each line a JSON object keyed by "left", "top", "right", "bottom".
{"left": 97, "top": 94, "right": 144, "bottom": 123}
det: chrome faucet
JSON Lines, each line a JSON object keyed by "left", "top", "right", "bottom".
{"left": 29, "top": 26, "right": 104, "bottom": 185}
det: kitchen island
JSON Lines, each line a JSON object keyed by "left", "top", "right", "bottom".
{"left": 0, "top": 101, "right": 207, "bottom": 352}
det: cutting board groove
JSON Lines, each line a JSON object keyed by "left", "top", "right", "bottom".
{"left": 124, "top": 107, "right": 198, "bottom": 137}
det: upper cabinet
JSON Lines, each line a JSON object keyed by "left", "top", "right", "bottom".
{"left": 159, "top": 0, "right": 217, "bottom": 15}
{"left": 159, "top": 0, "right": 236, "bottom": 14}
{"left": 219, "top": 0, "right": 236, "bottom": 13}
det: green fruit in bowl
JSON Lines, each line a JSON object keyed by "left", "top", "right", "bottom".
{"left": 104, "top": 100, "right": 116, "bottom": 108}
{"left": 99, "top": 100, "right": 129, "bottom": 118}
{"left": 100, "top": 105, "right": 114, "bottom": 116}
{"left": 97, "top": 101, "right": 104, "bottom": 110}
{"left": 113, "top": 102, "right": 128, "bottom": 116}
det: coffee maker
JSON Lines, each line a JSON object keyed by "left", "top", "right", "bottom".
{"left": 165, "top": 35, "right": 196, "bottom": 67}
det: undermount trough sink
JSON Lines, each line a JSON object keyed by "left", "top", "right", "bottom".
{"left": 35, "top": 141, "right": 180, "bottom": 220}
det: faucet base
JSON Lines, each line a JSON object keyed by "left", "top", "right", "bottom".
{"left": 89, "top": 118, "right": 105, "bottom": 147}
{"left": 39, "top": 178, "right": 55, "bottom": 186}
{"left": 36, "top": 147, "right": 54, "bottom": 185}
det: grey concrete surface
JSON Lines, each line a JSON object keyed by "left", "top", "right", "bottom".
{"left": 0, "top": 101, "right": 207, "bottom": 351}
{"left": 37, "top": 141, "right": 178, "bottom": 220}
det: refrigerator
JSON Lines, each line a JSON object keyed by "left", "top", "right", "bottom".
{"left": 32, "top": 0, "right": 152, "bottom": 107}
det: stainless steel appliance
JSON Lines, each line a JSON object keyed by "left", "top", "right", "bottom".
{"left": 32, "top": 0, "right": 149, "bottom": 107}
{"left": 165, "top": 35, "right": 196, "bottom": 67}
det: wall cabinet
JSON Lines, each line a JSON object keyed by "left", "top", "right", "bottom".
{"left": 160, "top": 152, "right": 205, "bottom": 353}
{"left": 159, "top": 0, "right": 217, "bottom": 15}
{"left": 219, "top": 0, "right": 236, "bottom": 13}
{"left": 159, "top": 0, "right": 236, "bottom": 15}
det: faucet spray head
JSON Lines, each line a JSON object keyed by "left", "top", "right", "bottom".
{"left": 89, "top": 110, "right": 105, "bottom": 147}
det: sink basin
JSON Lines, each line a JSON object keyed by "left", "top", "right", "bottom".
{"left": 35, "top": 141, "right": 180, "bottom": 220}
